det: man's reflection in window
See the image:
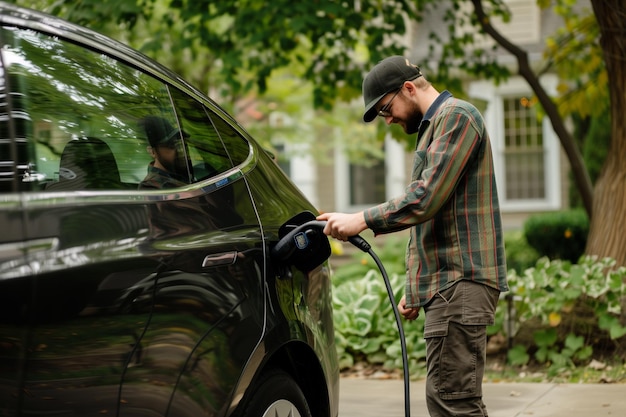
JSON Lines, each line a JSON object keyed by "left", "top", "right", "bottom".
{"left": 137, "top": 115, "right": 242, "bottom": 240}
{"left": 139, "top": 116, "right": 191, "bottom": 189}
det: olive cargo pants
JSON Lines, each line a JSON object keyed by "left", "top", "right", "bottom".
{"left": 423, "top": 280, "right": 500, "bottom": 416}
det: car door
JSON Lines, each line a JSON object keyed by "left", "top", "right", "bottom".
{"left": 122, "top": 88, "right": 268, "bottom": 416}
{"left": 0, "top": 47, "right": 31, "bottom": 413}
{"left": 0, "top": 23, "right": 264, "bottom": 417}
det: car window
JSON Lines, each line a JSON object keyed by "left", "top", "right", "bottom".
{"left": 168, "top": 88, "right": 234, "bottom": 181}
{"left": 206, "top": 110, "right": 251, "bottom": 167}
{"left": 0, "top": 26, "right": 240, "bottom": 193}
{"left": 0, "top": 26, "right": 176, "bottom": 191}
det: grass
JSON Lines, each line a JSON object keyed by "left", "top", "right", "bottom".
{"left": 484, "top": 354, "right": 626, "bottom": 384}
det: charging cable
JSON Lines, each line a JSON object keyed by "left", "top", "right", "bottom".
{"left": 272, "top": 220, "right": 411, "bottom": 417}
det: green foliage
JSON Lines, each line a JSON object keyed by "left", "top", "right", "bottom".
{"left": 20, "top": 0, "right": 610, "bottom": 174}
{"left": 530, "top": 329, "right": 591, "bottom": 371}
{"left": 506, "top": 344, "right": 530, "bottom": 366}
{"left": 333, "top": 236, "right": 626, "bottom": 378}
{"left": 332, "top": 238, "right": 427, "bottom": 375}
{"left": 18, "top": 0, "right": 548, "bottom": 116}
{"left": 504, "top": 229, "right": 540, "bottom": 275}
{"left": 332, "top": 237, "right": 406, "bottom": 286}
{"left": 542, "top": 1, "right": 605, "bottom": 119}
{"left": 49, "top": 0, "right": 147, "bottom": 28}
{"left": 505, "top": 256, "right": 626, "bottom": 376}
{"left": 524, "top": 210, "right": 589, "bottom": 263}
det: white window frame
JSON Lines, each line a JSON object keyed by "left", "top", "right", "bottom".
{"left": 469, "top": 75, "right": 561, "bottom": 212}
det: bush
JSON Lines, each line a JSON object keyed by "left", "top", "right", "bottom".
{"left": 332, "top": 235, "right": 626, "bottom": 379}
{"left": 504, "top": 230, "right": 540, "bottom": 274}
{"left": 504, "top": 256, "right": 626, "bottom": 376}
{"left": 524, "top": 209, "right": 589, "bottom": 263}
{"left": 332, "top": 238, "right": 427, "bottom": 374}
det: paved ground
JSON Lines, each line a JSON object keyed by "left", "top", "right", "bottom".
{"left": 339, "top": 377, "right": 626, "bottom": 416}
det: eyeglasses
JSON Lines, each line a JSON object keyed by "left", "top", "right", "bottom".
{"left": 378, "top": 89, "right": 401, "bottom": 118}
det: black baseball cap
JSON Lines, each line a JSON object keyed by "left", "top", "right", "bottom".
{"left": 141, "top": 116, "right": 189, "bottom": 147}
{"left": 362, "top": 56, "right": 422, "bottom": 122}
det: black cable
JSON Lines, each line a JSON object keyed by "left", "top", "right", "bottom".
{"left": 349, "top": 235, "right": 411, "bottom": 417}
{"left": 272, "top": 220, "right": 412, "bottom": 417}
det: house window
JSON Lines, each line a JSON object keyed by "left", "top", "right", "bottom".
{"left": 349, "top": 159, "right": 385, "bottom": 205}
{"left": 335, "top": 135, "right": 406, "bottom": 212}
{"left": 503, "top": 96, "right": 545, "bottom": 200}
{"left": 469, "top": 76, "right": 561, "bottom": 212}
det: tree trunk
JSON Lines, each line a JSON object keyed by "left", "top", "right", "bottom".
{"left": 586, "top": 1, "right": 626, "bottom": 266}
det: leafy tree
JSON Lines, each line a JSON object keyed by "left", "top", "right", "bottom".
{"left": 584, "top": 0, "right": 626, "bottom": 265}
{"left": 469, "top": 0, "right": 594, "bottom": 213}
{"left": 15, "top": 0, "right": 625, "bottom": 265}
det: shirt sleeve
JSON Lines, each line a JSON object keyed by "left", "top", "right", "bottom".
{"left": 364, "top": 101, "right": 485, "bottom": 234}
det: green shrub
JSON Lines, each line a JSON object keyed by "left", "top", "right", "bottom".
{"left": 504, "top": 256, "right": 626, "bottom": 376}
{"left": 332, "top": 234, "right": 626, "bottom": 379}
{"left": 332, "top": 238, "right": 427, "bottom": 375}
{"left": 523, "top": 209, "right": 589, "bottom": 263}
{"left": 504, "top": 230, "right": 540, "bottom": 274}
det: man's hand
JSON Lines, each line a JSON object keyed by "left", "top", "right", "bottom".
{"left": 316, "top": 212, "right": 367, "bottom": 242}
{"left": 398, "top": 295, "right": 419, "bottom": 321}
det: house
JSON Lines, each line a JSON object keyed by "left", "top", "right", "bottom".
{"left": 264, "top": 1, "right": 584, "bottom": 236}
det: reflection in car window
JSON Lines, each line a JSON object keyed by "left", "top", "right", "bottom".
{"left": 0, "top": 44, "right": 17, "bottom": 193}
{"left": 206, "top": 110, "right": 251, "bottom": 167}
{"left": 0, "top": 26, "right": 177, "bottom": 191}
{"left": 168, "top": 88, "right": 233, "bottom": 181}
{"left": 0, "top": 26, "right": 251, "bottom": 193}
{"left": 138, "top": 115, "right": 193, "bottom": 189}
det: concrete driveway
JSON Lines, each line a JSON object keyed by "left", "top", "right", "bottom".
{"left": 339, "top": 377, "right": 626, "bottom": 417}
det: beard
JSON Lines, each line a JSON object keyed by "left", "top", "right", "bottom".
{"left": 400, "top": 100, "right": 424, "bottom": 134}
{"left": 159, "top": 154, "right": 187, "bottom": 180}
{"left": 160, "top": 157, "right": 178, "bottom": 174}
{"left": 404, "top": 112, "right": 423, "bottom": 134}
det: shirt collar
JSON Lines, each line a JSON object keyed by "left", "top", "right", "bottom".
{"left": 417, "top": 90, "right": 453, "bottom": 140}
{"left": 423, "top": 90, "right": 452, "bottom": 121}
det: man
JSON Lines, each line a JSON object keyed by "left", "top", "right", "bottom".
{"left": 318, "top": 56, "right": 508, "bottom": 416}
{"left": 139, "top": 115, "right": 191, "bottom": 189}
{"left": 138, "top": 116, "right": 197, "bottom": 238}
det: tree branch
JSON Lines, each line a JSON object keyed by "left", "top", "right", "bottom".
{"left": 470, "top": 0, "right": 594, "bottom": 216}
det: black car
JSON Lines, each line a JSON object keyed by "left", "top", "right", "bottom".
{"left": 0, "top": 3, "right": 338, "bottom": 417}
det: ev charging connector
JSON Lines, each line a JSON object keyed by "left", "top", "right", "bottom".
{"left": 272, "top": 213, "right": 412, "bottom": 417}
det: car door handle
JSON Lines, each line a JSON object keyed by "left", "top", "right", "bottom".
{"left": 202, "top": 251, "right": 237, "bottom": 267}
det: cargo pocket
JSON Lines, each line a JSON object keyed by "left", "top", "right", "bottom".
{"left": 424, "top": 320, "right": 449, "bottom": 339}
{"left": 425, "top": 321, "right": 483, "bottom": 400}
{"left": 424, "top": 320, "right": 448, "bottom": 399}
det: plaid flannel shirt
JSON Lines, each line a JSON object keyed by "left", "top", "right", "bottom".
{"left": 364, "top": 91, "right": 508, "bottom": 308}
{"left": 139, "top": 162, "right": 188, "bottom": 189}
